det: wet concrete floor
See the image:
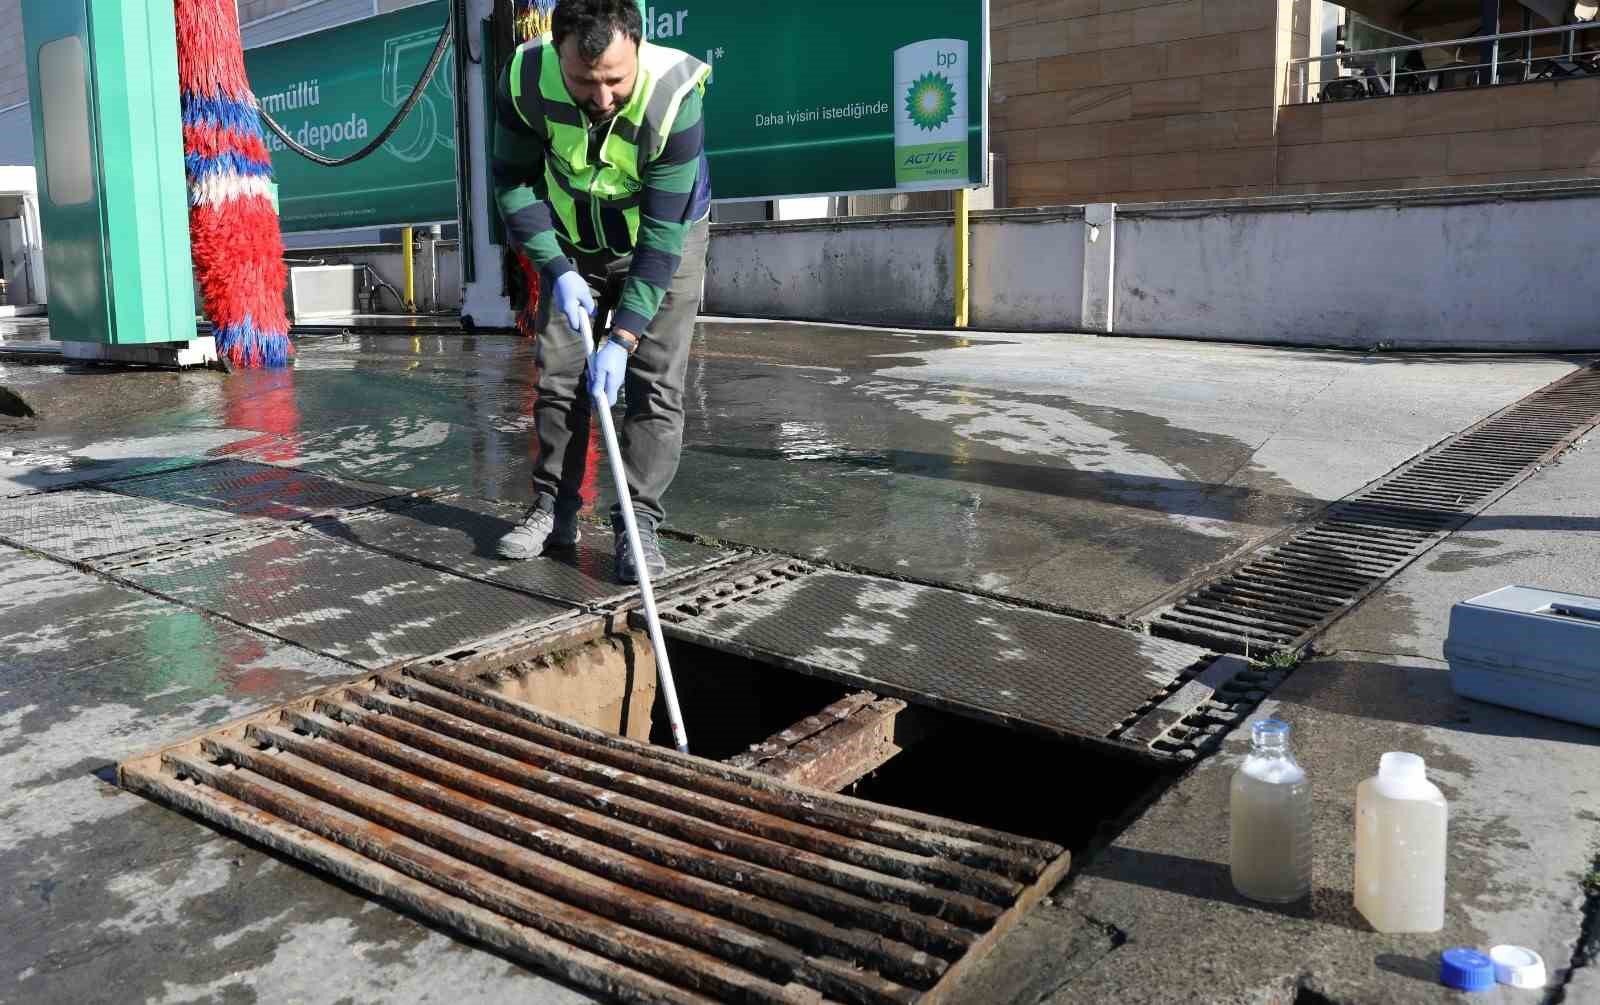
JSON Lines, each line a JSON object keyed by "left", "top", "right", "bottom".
{"left": 3, "top": 319, "right": 1586, "bottom": 619}
{"left": 2, "top": 318, "right": 1595, "bottom": 1003}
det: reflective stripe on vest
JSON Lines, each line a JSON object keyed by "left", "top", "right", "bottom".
{"left": 509, "top": 38, "right": 709, "bottom": 254}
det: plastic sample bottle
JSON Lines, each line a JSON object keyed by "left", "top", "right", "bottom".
{"left": 1354, "top": 751, "right": 1448, "bottom": 933}
{"left": 1229, "top": 719, "right": 1313, "bottom": 903}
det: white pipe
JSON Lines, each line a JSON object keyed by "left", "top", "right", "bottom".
{"left": 584, "top": 316, "right": 690, "bottom": 754}
{"left": 459, "top": 0, "right": 514, "bottom": 327}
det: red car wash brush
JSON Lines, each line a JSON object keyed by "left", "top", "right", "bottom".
{"left": 175, "top": 0, "right": 293, "bottom": 367}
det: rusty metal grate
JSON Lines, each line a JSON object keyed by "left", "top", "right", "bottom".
{"left": 651, "top": 554, "right": 820, "bottom": 623}
{"left": 1151, "top": 364, "right": 1600, "bottom": 655}
{"left": 121, "top": 668, "right": 1069, "bottom": 1004}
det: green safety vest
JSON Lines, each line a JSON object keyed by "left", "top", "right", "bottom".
{"left": 510, "top": 38, "right": 709, "bottom": 255}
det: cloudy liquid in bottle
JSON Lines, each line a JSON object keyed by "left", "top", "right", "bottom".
{"left": 1230, "top": 719, "right": 1313, "bottom": 903}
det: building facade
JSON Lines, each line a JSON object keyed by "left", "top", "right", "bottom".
{"left": 992, "top": 0, "right": 1600, "bottom": 204}
{"left": 2, "top": 0, "right": 1596, "bottom": 208}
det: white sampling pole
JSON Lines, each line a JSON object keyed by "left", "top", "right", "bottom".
{"left": 584, "top": 315, "right": 690, "bottom": 753}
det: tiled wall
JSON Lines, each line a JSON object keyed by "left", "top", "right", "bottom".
{"left": 992, "top": 0, "right": 1600, "bottom": 206}
{"left": 1275, "top": 77, "right": 1600, "bottom": 193}
{"left": 990, "top": 0, "right": 1295, "bottom": 205}
{"left": 0, "top": 0, "right": 28, "bottom": 113}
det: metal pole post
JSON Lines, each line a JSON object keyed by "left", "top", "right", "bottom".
{"left": 954, "top": 187, "right": 969, "bottom": 329}
{"left": 1480, "top": 0, "right": 1500, "bottom": 84}
{"left": 427, "top": 223, "right": 442, "bottom": 311}
{"left": 1524, "top": 9, "right": 1533, "bottom": 79}
{"left": 459, "top": 0, "right": 515, "bottom": 327}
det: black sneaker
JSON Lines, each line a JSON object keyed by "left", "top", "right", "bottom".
{"left": 614, "top": 521, "right": 666, "bottom": 584}
{"left": 496, "top": 501, "right": 580, "bottom": 559}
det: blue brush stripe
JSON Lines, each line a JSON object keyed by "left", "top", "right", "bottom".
{"left": 181, "top": 95, "right": 267, "bottom": 138}
{"left": 186, "top": 151, "right": 274, "bottom": 179}
{"left": 213, "top": 317, "right": 292, "bottom": 367}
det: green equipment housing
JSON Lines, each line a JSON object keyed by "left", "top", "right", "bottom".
{"left": 22, "top": 0, "right": 197, "bottom": 352}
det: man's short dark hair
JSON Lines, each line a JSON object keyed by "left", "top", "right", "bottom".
{"left": 552, "top": 0, "right": 644, "bottom": 62}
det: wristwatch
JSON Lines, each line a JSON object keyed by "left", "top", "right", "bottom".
{"left": 607, "top": 329, "right": 641, "bottom": 355}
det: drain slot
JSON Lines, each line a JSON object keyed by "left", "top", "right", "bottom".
{"left": 1150, "top": 364, "right": 1600, "bottom": 655}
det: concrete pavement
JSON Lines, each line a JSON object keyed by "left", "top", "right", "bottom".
{"left": 3, "top": 319, "right": 1598, "bottom": 1003}
{"left": 959, "top": 436, "right": 1600, "bottom": 1004}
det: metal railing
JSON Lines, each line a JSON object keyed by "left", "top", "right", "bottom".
{"left": 1285, "top": 23, "right": 1600, "bottom": 105}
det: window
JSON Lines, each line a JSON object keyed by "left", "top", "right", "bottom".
{"left": 39, "top": 36, "right": 93, "bottom": 207}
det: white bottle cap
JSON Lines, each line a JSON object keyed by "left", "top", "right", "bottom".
{"left": 1488, "top": 945, "right": 1546, "bottom": 988}
{"left": 1379, "top": 751, "right": 1426, "bottom": 781}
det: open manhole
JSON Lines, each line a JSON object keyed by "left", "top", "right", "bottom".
{"left": 122, "top": 620, "right": 1187, "bottom": 1003}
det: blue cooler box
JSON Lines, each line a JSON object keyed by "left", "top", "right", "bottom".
{"left": 1444, "top": 586, "right": 1600, "bottom": 728}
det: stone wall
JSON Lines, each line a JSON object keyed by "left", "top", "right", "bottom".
{"left": 1275, "top": 77, "right": 1600, "bottom": 193}
{"left": 701, "top": 180, "right": 1600, "bottom": 350}
{"left": 990, "top": 0, "right": 1292, "bottom": 206}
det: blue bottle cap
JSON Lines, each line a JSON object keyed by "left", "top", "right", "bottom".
{"left": 1440, "top": 947, "right": 1495, "bottom": 991}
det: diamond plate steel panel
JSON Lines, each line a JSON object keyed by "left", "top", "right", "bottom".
{"left": 114, "top": 532, "right": 576, "bottom": 669}
{"left": 666, "top": 570, "right": 1210, "bottom": 741}
{"left": 103, "top": 460, "right": 403, "bottom": 521}
{"left": 0, "top": 546, "right": 354, "bottom": 690}
{"left": 306, "top": 495, "right": 734, "bottom": 607}
{"left": 0, "top": 451, "right": 214, "bottom": 499}
{"left": 0, "top": 488, "right": 257, "bottom": 561}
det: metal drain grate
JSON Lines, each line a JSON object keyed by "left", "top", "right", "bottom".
{"left": 301, "top": 494, "right": 739, "bottom": 611}
{"left": 102, "top": 459, "right": 403, "bottom": 521}
{"left": 655, "top": 565, "right": 1211, "bottom": 749}
{"left": 121, "top": 669, "right": 1069, "bottom": 1004}
{"left": 105, "top": 531, "right": 577, "bottom": 669}
{"left": 0, "top": 488, "right": 255, "bottom": 561}
{"left": 1151, "top": 364, "right": 1600, "bottom": 654}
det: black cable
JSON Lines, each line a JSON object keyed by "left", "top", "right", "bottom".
{"left": 258, "top": 15, "right": 454, "bottom": 167}
{"left": 362, "top": 265, "right": 407, "bottom": 311}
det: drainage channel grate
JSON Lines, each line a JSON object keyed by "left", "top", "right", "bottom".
{"left": 121, "top": 669, "right": 1069, "bottom": 1005}
{"left": 650, "top": 562, "right": 1212, "bottom": 752}
{"left": 1151, "top": 364, "right": 1600, "bottom": 655}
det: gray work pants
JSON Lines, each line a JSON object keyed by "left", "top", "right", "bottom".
{"left": 531, "top": 217, "right": 709, "bottom": 529}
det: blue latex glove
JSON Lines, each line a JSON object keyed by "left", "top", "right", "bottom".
{"left": 588, "top": 339, "right": 628, "bottom": 406}
{"left": 552, "top": 271, "right": 596, "bottom": 332}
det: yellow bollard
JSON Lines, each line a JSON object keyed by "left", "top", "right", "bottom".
{"left": 401, "top": 225, "right": 416, "bottom": 313}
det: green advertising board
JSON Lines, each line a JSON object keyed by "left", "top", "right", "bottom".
{"left": 662, "top": 1, "right": 988, "bottom": 199}
{"left": 245, "top": 1, "right": 458, "bottom": 232}
{"left": 244, "top": 1, "right": 985, "bottom": 231}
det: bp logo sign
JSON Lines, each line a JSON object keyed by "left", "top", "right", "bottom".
{"left": 905, "top": 72, "right": 956, "bottom": 131}
{"left": 892, "top": 40, "right": 969, "bottom": 189}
